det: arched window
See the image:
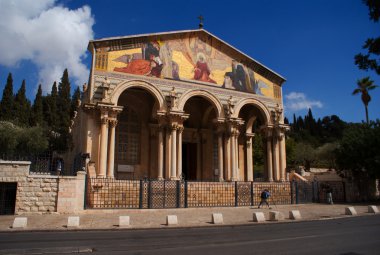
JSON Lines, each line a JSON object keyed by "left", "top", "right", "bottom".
{"left": 116, "top": 106, "right": 140, "bottom": 164}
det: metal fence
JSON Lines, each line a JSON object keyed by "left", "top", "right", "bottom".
{"left": 0, "top": 152, "right": 75, "bottom": 176}
{"left": 86, "top": 178, "right": 300, "bottom": 209}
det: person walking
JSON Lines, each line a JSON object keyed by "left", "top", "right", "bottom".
{"left": 327, "top": 187, "right": 334, "bottom": 205}
{"left": 258, "top": 189, "right": 270, "bottom": 208}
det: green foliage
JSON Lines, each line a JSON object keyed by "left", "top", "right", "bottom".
{"left": 13, "top": 80, "right": 31, "bottom": 126}
{"left": 32, "top": 84, "right": 44, "bottom": 126}
{"left": 335, "top": 121, "right": 380, "bottom": 179}
{"left": 0, "top": 121, "right": 48, "bottom": 155}
{"left": 285, "top": 137, "right": 296, "bottom": 169}
{"left": 352, "top": 77, "right": 378, "bottom": 124}
{"left": 355, "top": 0, "right": 380, "bottom": 74}
{"left": 294, "top": 143, "right": 316, "bottom": 170}
{"left": 0, "top": 73, "right": 14, "bottom": 121}
{"left": 315, "top": 142, "right": 338, "bottom": 169}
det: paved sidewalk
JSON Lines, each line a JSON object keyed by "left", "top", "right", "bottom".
{"left": 0, "top": 204, "right": 378, "bottom": 231}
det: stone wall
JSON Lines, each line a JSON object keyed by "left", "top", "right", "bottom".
{"left": 0, "top": 161, "right": 86, "bottom": 214}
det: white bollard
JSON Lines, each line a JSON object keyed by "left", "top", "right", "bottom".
{"left": 269, "top": 211, "right": 284, "bottom": 221}
{"left": 67, "top": 216, "right": 80, "bottom": 228}
{"left": 119, "top": 216, "right": 130, "bottom": 227}
{"left": 345, "top": 207, "right": 357, "bottom": 215}
{"left": 253, "top": 212, "right": 266, "bottom": 222}
{"left": 212, "top": 213, "right": 223, "bottom": 224}
{"left": 12, "top": 217, "right": 27, "bottom": 229}
{"left": 368, "top": 205, "right": 379, "bottom": 214}
{"left": 166, "top": 215, "right": 178, "bottom": 225}
{"left": 289, "top": 210, "right": 302, "bottom": 220}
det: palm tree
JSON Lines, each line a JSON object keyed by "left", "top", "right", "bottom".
{"left": 352, "top": 77, "right": 378, "bottom": 124}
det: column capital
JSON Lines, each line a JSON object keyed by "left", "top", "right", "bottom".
{"left": 108, "top": 119, "right": 118, "bottom": 128}
{"left": 101, "top": 117, "right": 109, "bottom": 126}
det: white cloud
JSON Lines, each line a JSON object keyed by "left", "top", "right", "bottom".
{"left": 285, "top": 92, "right": 323, "bottom": 111}
{"left": 0, "top": 0, "right": 94, "bottom": 92}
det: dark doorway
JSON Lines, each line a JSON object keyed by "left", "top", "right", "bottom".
{"left": 0, "top": 182, "right": 17, "bottom": 215}
{"left": 182, "top": 143, "right": 197, "bottom": 180}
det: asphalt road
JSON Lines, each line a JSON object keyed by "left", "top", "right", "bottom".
{"left": 0, "top": 215, "right": 379, "bottom": 255}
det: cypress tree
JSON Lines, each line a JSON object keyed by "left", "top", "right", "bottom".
{"left": 32, "top": 84, "right": 44, "bottom": 126}
{"left": 292, "top": 114, "right": 297, "bottom": 131}
{"left": 71, "top": 86, "right": 81, "bottom": 119}
{"left": 56, "top": 69, "right": 72, "bottom": 152}
{"left": 0, "top": 73, "right": 14, "bottom": 121}
{"left": 14, "top": 80, "right": 31, "bottom": 126}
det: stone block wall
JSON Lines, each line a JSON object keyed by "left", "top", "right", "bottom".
{"left": 0, "top": 161, "right": 86, "bottom": 214}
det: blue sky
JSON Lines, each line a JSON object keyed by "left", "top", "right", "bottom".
{"left": 0, "top": 0, "right": 379, "bottom": 123}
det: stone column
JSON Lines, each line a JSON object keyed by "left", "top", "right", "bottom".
{"left": 266, "top": 130, "right": 273, "bottom": 182}
{"left": 224, "top": 135, "right": 231, "bottom": 181}
{"left": 279, "top": 133, "right": 286, "bottom": 181}
{"left": 197, "top": 133, "right": 202, "bottom": 180}
{"left": 177, "top": 126, "right": 183, "bottom": 179}
{"left": 106, "top": 119, "right": 117, "bottom": 178}
{"left": 170, "top": 125, "right": 177, "bottom": 180}
{"left": 246, "top": 134, "right": 254, "bottom": 181}
{"left": 218, "top": 133, "right": 224, "bottom": 181}
{"left": 99, "top": 115, "right": 109, "bottom": 177}
{"left": 165, "top": 128, "right": 171, "bottom": 179}
{"left": 231, "top": 131, "right": 238, "bottom": 181}
{"left": 272, "top": 135, "right": 279, "bottom": 181}
{"left": 157, "top": 127, "right": 164, "bottom": 180}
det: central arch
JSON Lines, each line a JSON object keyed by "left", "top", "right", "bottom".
{"left": 178, "top": 89, "right": 224, "bottom": 119}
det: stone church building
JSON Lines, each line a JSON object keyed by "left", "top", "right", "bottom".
{"left": 73, "top": 29, "right": 288, "bottom": 182}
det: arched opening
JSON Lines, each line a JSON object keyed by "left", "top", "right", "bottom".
{"left": 238, "top": 104, "right": 267, "bottom": 181}
{"left": 182, "top": 96, "right": 218, "bottom": 180}
{"left": 116, "top": 88, "right": 159, "bottom": 179}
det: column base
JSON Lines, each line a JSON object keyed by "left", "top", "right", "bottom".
{"left": 231, "top": 177, "right": 238, "bottom": 181}
{"left": 218, "top": 177, "right": 224, "bottom": 182}
{"left": 170, "top": 177, "right": 179, "bottom": 181}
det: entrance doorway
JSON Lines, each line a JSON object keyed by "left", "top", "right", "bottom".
{"left": 0, "top": 182, "right": 17, "bottom": 215}
{"left": 182, "top": 143, "right": 197, "bottom": 180}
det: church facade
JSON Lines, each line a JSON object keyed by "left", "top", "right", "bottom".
{"left": 74, "top": 29, "right": 288, "bottom": 182}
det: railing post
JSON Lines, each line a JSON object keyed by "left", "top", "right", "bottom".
{"left": 184, "top": 181, "right": 188, "bottom": 208}
{"left": 295, "top": 181, "right": 299, "bottom": 204}
{"left": 251, "top": 182, "right": 254, "bottom": 206}
{"left": 139, "top": 180, "right": 143, "bottom": 209}
{"left": 163, "top": 180, "right": 166, "bottom": 208}
{"left": 148, "top": 180, "right": 152, "bottom": 209}
{"left": 84, "top": 175, "right": 88, "bottom": 209}
{"left": 291, "top": 181, "right": 294, "bottom": 204}
{"left": 343, "top": 181, "right": 346, "bottom": 203}
{"left": 235, "top": 181, "right": 238, "bottom": 207}
{"left": 176, "top": 180, "right": 180, "bottom": 208}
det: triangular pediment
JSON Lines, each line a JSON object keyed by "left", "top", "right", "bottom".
{"left": 89, "top": 29, "right": 285, "bottom": 97}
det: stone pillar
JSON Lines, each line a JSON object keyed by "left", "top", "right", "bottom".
{"left": 170, "top": 125, "right": 177, "bottom": 180}
{"left": 165, "top": 128, "right": 171, "bottom": 179}
{"left": 157, "top": 127, "right": 164, "bottom": 180}
{"left": 218, "top": 133, "right": 224, "bottom": 181}
{"left": 177, "top": 126, "right": 183, "bottom": 179}
{"left": 272, "top": 135, "right": 279, "bottom": 181}
{"left": 106, "top": 119, "right": 117, "bottom": 178}
{"left": 235, "top": 132, "right": 239, "bottom": 180}
{"left": 266, "top": 130, "right": 273, "bottom": 182}
{"left": 197, "top": 133, "right": 202, "bottom": 180}
{"left": 279, "top": 133, "right": 286, "bottom": 181}
{"left": 99, "top": 115, "right": 109, "bottom": 177}
{"left": 231, "top": 131, "right": 237, "bottom": 181}
{"left": 224, "top": 135, "right": 231, "bottom": 181}
{"left": 246, "top": 134, "right": 254, "bottom": 181}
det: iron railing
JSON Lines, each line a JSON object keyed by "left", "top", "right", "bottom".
{"left": 86, "top": 178, "right": 299, "bottom": 209}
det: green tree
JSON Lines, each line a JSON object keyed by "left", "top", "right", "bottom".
{"left": 14, "top": 80, "right": 31, "bottom": 126}
{"left": 0, "top": 73, "right": 14, "bottom": 121}
{"left": 352, "top": 77, "right": 378, "bottom": 124}
{"left": 285, "top": 137, "right": 297, "bottom": 169}
{"left": 71, "top": 86, "right": 81, "bottom": 119}
{"left": 56, "top": 69, "right": 72, "bottom": 152}
{"left": 355, "top": 0, "right": 380, "bottom": 74}
{"left": 335, "top": 121, "right": 380, "bottom": 199}
{"left": 295, "top": 143, "right": 316, "bottom": 170}
{"left": 32, "top": 84, "right": 44, "bottom": 126}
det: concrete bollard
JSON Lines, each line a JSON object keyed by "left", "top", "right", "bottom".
{"left": 269, "top": 211, "right": 284, "bottom": 221}
{"left": 345, "top": 207, "right": 357, "bottom": 215}
{"left": 368, "top": 205, "right": 379, "bottom": 214}
{"left": 12, "top": 217, "right": 27, "bottom": 229}
{"left": 166, "top": 215, "right": 178, "bottom": 225}
{"left": 212, "top": 213, "right": 223, "bottom": 224}
{"left": 289, "top": 210, "right": 302, "bottom": 220}
{"left": 67, "top": 216, "right": 80, "bottom": 228}
{"left": 119, "top": 216, "right": 130, "bottom": 227}
{"left": 253, "top": 212, "right": 266, "bottom": 222}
